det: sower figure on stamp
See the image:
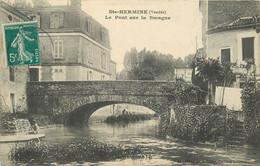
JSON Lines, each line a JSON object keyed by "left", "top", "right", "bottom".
{"left": 11, "top": 27, "right": 35, "bottom": 63}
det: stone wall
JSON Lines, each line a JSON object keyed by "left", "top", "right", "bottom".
{"left": 27, "top": 81, "right": 175, "bottom": 125}
{"left": 164, "top": 105, "right": 227, "bottom": 142}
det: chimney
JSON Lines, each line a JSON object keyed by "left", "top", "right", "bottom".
{"left": 70, "top": 0, "right": 81, "bottom": 9}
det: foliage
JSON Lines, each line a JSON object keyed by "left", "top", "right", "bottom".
{"left": 11, "top": 0, "right": 32, "bottom": 8}
{"left": 105, "top": 114, "right": 154, "bottom": 124}
{"left": 240, "top": 58, "right": 260, "bottom": 146}
{"left": 196, "top": 58, "right": 225, "bottom": 82}
{"left": 10, "top": 140, "right": 49, "bottom": 163}
{"left": 195, "top": 58, "right": 236, "bottom": 103}
{"left": 243, "top": 58, "right": 256, "bottom": 75}
{"left": 160, "top": 105, "right": 226, "bottom": 142}
{"left": 162, "top": 80, "right": 201, "bottom": 105}
{"left": 8, "top": 0, "right": 50, "bottom": 8}
{"left": 241, "top": 81, "right": 260, "bottom": 146}
{"left": 32, "top": 0, "right": 51, "bottom": 8}
{"left": 184, "top": 48, "right": 206, "bottom": 68}
{"left": 51, "top": 111, "right": 67, "bottom": 124}
{"left": 10, "top": 138, "right": 146, "bottom": 164}
{"left": 173, "top": 57, "right": 186, "bottom": 68}
{"left": 225, "top": 110, "right": 244, "bottom": 145}
{"left": 120, "top": 48, "right": 179, "bottom": 80}
{"left": 116, "top": 69, "right": 128, "bottom": 80}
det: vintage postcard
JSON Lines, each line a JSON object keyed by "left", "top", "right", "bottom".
{"left": 0, "top": 0, "right": 259, "bottom": 165}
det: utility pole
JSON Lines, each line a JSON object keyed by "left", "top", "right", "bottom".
{"left": 191, "top": 36, "right": 198, "bottom": 84}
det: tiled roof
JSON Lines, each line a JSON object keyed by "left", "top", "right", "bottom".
{"left": 208, "top": 16, "right": 260, "bottom": 34}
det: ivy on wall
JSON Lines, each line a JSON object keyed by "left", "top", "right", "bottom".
{"left": 160, "top": 105, "right": 226, "bottom": 143}
{"left": 162, "top": 80, "right": 201, "bottom": 105}
{"left": 241, "top": 81, "right": 260, "bottom": 146}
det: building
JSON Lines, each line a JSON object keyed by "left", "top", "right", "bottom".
{"left": 0, "top": 1, "right": 30, "bottom": 113}
{"left": 174, "top": 68, "right": 192, "bottom": 83}
{"left": 199, "top": 1, "right": 260, "bottom": 109}
{"left": 200, "top": 1, "right": 260, "bottom": 88}
{"left": 199, "top": 0, "right": 260, "bottom": 50}
{"left": 18, "top": 0, "right": 116, "bottom": 81}
{"left": 207, "top": 16, "right": 260, "bottom": 88}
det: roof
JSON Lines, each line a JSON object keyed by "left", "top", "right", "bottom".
{"left": 18, "top": 5, "right": 111, "bottom": 49}
{"left": 208, "top": 16, "right": 260, "bottom": 34}
{"left": 0, "top": 1, "right": 30, "bottom": 21}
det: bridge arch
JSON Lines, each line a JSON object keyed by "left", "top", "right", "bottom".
{"left": 66, "top": 101, "right": 158, "bottom": 126}
{"left": 27, "top": 81, "right": 174, "bottom": 125}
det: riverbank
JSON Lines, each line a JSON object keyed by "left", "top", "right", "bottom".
{"left": 1, "top": 118, "right": 260, "bottom": 165}
{"left": 10, "top": 138, "right": 147, "bottom": 165}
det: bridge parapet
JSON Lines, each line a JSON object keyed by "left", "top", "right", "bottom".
{"left": 27, "top": 81, "right": 175, "bottom": 96}
{"left": 27, "top": 80, "right": 176, "bottom": 125}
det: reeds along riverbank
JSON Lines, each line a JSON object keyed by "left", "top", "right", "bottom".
{"left": 10, "top": 138, "right": 148, "bottom": 164}
{"left": 104, "top": 114, "right": 154, "bottom": 123}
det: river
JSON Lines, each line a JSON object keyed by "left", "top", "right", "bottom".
{"left": 1, "top": 117, "right": 260, "bottom": 165}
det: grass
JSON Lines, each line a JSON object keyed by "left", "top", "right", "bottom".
{"left": 10, "top": 138, "right": 147, "bottom": 164}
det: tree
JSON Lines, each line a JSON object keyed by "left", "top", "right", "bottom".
{"left": 32, "top": 0, "right": 51, "bottom": 8}
{"left": 184, "top": 54, "right": 195, "bottom": 68}
{"left": 184, "top": 48, "right": 206, "bottom": 68}
{"left": 196, "top": 58, "right": 235, "bottom": 104}
{"left": 10, "top": 0, "right": 50, "bottom": 8}
{"left": 173, "top": 57, "right": 186, "bottom": 68}
{"left": 120, "top": 48, "right": 175, "bottom": 80}
{"left": 116, "top": 69, "right": 128, "bottom": 80}
{"left": 123, "top": 47, "right": 138, "bottom": 71}
{"left": 12, "top": 0, "right": 32, "bottom": 9}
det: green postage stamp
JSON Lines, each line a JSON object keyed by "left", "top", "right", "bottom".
{"left": 2, "top": 21, "right": 40, "bottom": 66}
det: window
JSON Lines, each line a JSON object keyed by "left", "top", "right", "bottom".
{"left": 9, "top": 67, "right": 14, "bottom": 81}
{"left": 53, "top": 68, "right": 65, "bottom": 81}
{"left": 87, "top": 71, "right": 93, "bottom": 80}
{"left": 242, "top": 37, "right": 254, "bottom": 60}
{"left": 10, "top": 93, "right": 15, "bottom": 113}
{"left": 88, "top": 44, "right": 93, "bottom": 64}
{"left": 54, "top": 40, "right": 63, "bottom": 59}
{"left": 29, "top": 68, "right": 39, "bottom": 81}
{"left": 100, "top": 29, "right": 105, "bottom": 42}
{"left": 101, "top": 52, "right": 107, "bottom": 69}
{"left": 86, "top": 21, "right": 94, "bottom": 35}
{"left": 50, "top": 13, "right": 64, "bottom": 28}
{"left": 221, "top": 48, "right": 231, "bottom": 64}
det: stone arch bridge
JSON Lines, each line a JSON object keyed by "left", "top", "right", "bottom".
{"left": 27, "top": 81, "right": 175, "bottom": 126}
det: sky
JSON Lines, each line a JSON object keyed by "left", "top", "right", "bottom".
{"left": 18, "top": 0, "right": 203, "bottom": 71}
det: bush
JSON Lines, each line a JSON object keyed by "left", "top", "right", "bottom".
{"left": 241, "top": 81, "right": 260, "bottom": 146}
{"left": 105, "top": 114, "right": 153, "bottom": 124}
{"left": 161, "top": 105, "right": 226, "bottom": 142}
{"left": 10, "top": 138, "right": 146, "bottom": 164}
{"left": 162, "top": 80, "right": 201, "bottom": 105}
{"left": 10, "top": 141, "right": 49, "bottom": 163}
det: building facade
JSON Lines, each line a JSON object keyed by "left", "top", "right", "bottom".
{"left": 207, "top": 18, "right": 260, "bottom": 88}
{"left": 19, "top": 0, "right": 116, "bottom": 82}
{"left": 200, "top": 1, "right": 260, "bottom": 88}
{"left": 199, "top": 0, "right": 260, "bottom": 50}
{"left": 174, "top": 68, "right": 192, "bottom": 83}
{"left": 0, "top": 2, "right": 30, "bottom": 113}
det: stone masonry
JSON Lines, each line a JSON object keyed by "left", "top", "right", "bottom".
{"left": 27, "top": 81, "right": 175, "bottom": 125}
